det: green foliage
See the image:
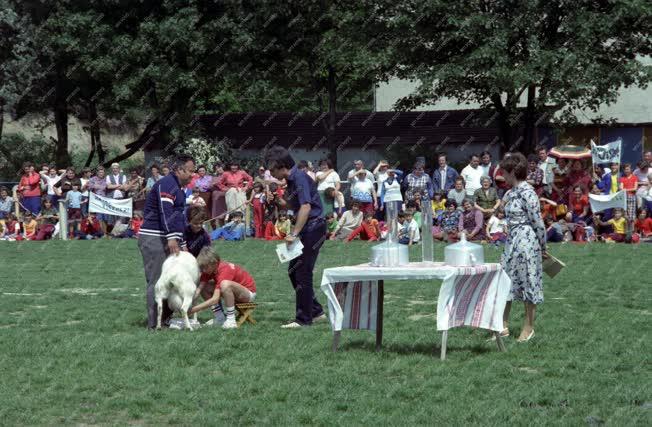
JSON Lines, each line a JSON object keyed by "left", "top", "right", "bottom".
{"left": 0, "top": 133, "right": 54, "bottom": 180}
{"left": 0, "top": 240, "right": 649, "bottom": 424}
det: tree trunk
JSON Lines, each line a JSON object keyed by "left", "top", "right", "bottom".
{"left": 54, "top": 73, "right": 71, "bottom": 166}
{"left": 102, "top": 116, "right": 164, "bottom": 167}
{"left": 326, "top": 64, "right": 337, "bottom": 167}
{"left": 522, "top": 84, "right": 537, "bottom": 154}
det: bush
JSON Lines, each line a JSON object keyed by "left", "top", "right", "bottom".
{"left": 0, "top": 133, "right": 55, "bottom": 180}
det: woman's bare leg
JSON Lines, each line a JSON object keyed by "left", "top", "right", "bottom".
{"left": 519, "top": 302, "right": 536, "bottom": 339}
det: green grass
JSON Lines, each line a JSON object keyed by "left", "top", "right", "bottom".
{"left": 0, "top": 239, "right": 650, "bottom": 425}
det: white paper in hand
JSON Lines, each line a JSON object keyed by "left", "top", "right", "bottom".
{"left": 276, "top": 240, "right": 304, "bottom": 263}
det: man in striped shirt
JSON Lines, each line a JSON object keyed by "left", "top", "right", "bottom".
{"left": 138, "top": 155, "right": 196, "bottom": 329}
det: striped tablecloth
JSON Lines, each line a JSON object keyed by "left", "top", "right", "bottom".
{"left": 320, "top": 262, "right": 511, "bottom": 333}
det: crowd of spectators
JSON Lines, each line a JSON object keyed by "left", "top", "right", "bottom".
{"left": 1, "top": 147, "right": 651, "bottom": 244}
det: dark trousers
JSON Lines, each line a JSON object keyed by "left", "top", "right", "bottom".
{"left": 138, "top": 234, "right": 173, "bottom": 328}
{"left": 289, "top": 219, "right": 326, "bottom": 325}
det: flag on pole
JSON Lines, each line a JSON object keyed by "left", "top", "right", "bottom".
{"left": 589, "top": 190, "right": 627, "bottom": 213}
{"left": 590, "top": 138, "right": 622, "bottom": 164}
{"left": 89, "top": 192, "right": 133, "bottom": 218}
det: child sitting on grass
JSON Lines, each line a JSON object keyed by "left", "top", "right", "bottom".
{"left": 1, "top": 213, "right": 19, "bottom": 240}
{"left": 33, "top": 199, "right": 59, "bottom": 240}
{"left": 22, "top": 212, "right": 38, "bottom": 240}
{"left": 326, "top": 212, "right": 338, "bottom": 237}
{"left": 634, "top": 208, "right": 652, "bottom": 242}
{"left": 485, "top": 207, "right": 507, "bottom": 243}
{"left": 593, "top": 208, "right": 627, "bottom": 242}
{"left": 211, "top": 211, "right": 245, "bottom": 241}
{"left": 116, "top": 211, "right": 144, "bottom": 239}
{"left": 184, "top": 206, "right": 211, "bottom": 256}
{"left": 431, "top": 190, "right": 446, "bottom": 225}
{"left": 0, "top": 186, "right": 14, "bottom": 233}
{"left": 76, "top": 212, "right": 104, "bottom": 239}
{"left": 398, "top": 210, "right": 420, "bottom": 246}
{"left": 544, "top": 215, "right": 571, "bottom": 243}
{"left": 190, "top": 246, "right": 257, "bottom": 329}
{"left": 433, "top": 200, "right": 461, "bottom": 242}
{"left": 346, "top": 211, "right": 380, "bottom": 242}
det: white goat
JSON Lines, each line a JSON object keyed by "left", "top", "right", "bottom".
{"left": 155, "top": 251, "right": 200, "bottom": 331}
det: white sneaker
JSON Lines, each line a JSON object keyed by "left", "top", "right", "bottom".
{"left": 222, "top": 318, "right": 238, "bottom": 329}
{"left": 280, "top": 321, "right": 306, "bottom": 329}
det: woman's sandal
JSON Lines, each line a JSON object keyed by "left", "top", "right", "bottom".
{"left": 517, "top": 330, "right": 535, "bottom": 342}
{"left": 486, "top": 328, "right": 510, "bottom": 341}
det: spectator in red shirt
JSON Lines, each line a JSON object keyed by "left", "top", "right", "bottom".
{"left": 216, "top": 162, "right": 253, "bottom": 218}
{"left": 634, "top": 208, "right": 652, "bottom": 240}
{"left": 18, "top": 162, "right": 42, "bottom": 215}
{"left": 76, "top": 212, "right": 104, "bottom": 239}
{"left": 568, "top": 185, "right": 590, "bottom": 223}
{"left": 619, "top": 163, "right": 638, "bottom": 224}
{"left": 346, "top": 212, "right": 380, "bottom": 242}
{"left": 192, "top": 247, "right": 257, "bottom": 329}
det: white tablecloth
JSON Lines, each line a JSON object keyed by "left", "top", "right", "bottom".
{"left": 320, "top": 261, "right": 512, "bottom": 333}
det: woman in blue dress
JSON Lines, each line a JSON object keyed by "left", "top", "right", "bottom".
{"left": 500, "top": 153, "right": 549, "bottom": 342}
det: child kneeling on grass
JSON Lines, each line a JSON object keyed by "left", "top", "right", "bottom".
{"left": 190, "top": 247, "right": 257, "bottom": 329}
{"left": 593, "top": 208, "right": 627, "bottom": 242}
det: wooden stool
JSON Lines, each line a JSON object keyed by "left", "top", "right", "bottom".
{"left": 235, "top": 303, "right": 257, "bottom": 326}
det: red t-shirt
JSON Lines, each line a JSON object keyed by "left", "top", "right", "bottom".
{"left": 200, "top": 261, "right": 256, "bottom": 293}
{"left": 19, "top": 173, "right": 41, "bottom": 197}
{"left": 619, "top": 175, "right": 637, "bottom": 194}
{"left": 635, "top": 217, "right": 652, "bottom": 236}
{"left": 569, "top": 194, "right": 589, "bottom": 216}
{"left": 361, "top": 219, "right": 379, "bottom": 238}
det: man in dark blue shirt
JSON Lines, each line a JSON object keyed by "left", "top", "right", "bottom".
{"left": 138, "top": 155, "right": 195, "bottom": 329}
{"left": 265, "top": 146, "right": 327, "bottom": 328}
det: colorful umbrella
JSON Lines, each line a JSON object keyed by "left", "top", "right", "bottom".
{"left": 548, "top": 145, "right": 592, "bottom": 160}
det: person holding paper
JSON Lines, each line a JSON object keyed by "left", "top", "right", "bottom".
{"left": 264, "top": 146, "right": 327, "bottom": 329}
{"left": 500, "top": 153, "right": 549, "bottom": 343}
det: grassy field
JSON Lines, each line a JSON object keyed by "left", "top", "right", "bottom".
{"left": 0, "top": 239, "right": 650, "bottom": 425}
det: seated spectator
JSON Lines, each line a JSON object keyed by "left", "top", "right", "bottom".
{"left": 486, "top": 208, "right": 507, "bottom": 243}
{"left": 346, "top": 212, "right": 380, "bottom": 242}
{"left": 1, "top": 213, "right": 20, "bottom": 240}
{"left": 184, "top": 207, "right": 211, "bottom": 256}
{"left": 566, "top": 160, "right": 592, "bottom": 201}
{"left": 0, "top": 186, "right": 14, "bottom": 233}
{"left": 474, "top": 176, "right": 500, "bottom": 219}
{"left": 568, "top": 185, "right": 590, "bottom": 223}
{"left": 114, "top": 211, "right": 144, "bottom": 239}
{"left": 456, "top": 198, "right": 485, "bottom": 241}
{"left": 76, "top": 212, "right": 104, "bottom": 239}
{"left": 526, "top": 155, "right": 544, "bottom": 195}
{"left": 321, "top": 187, "right": 336, "bottom": 218}
{"left": 431, "top": 190, "right": 446, "bottom": 224}
{"left": 193, "top": 165, "right": 214, "bottom": 193}
{"left": 192, "top": 247, "right": 257, "bottom": 329}
{"left": 326, "top": 212, "right": 339, "bottom": 237}
{"left": 330, "top": 202, "right": 363, "bottom": 240}
{"left": 22, "top": 212, "right": 38, "bottom": 240}
{"left": 188, "top": 187, "right": 207, "bottom": 208}
{"left": 593, "top": 208, "right": 627, "bottom": 242}
{"left": 210, "top": 211, "right": 245, "bottom": 241}
{"left": 447, "top": 177, "right": 467, "bottom": 210}
{"left": 493, "top": 164, "right": 512, "bottom": 199}
{"left": 398, "top": 210, "right": 420, "bottom": 246}
{"left": 33, "top": 199, "right": 59, "bottom": 240}
{"left": 265, "top": 210, "right": 291, "bottom": 241}
{"left": 65, "top": 182, "right": 84, "bottom": 237}
{"left": 145, "top": 164, "right": 162, "bottom": 192}
{"left": 634, "top": 208, "right": 652, "bottom": 241}
{"left": 544, "top": 215, "right": 570, "bottom": 243}
{"left": 433, "top": 200, "right": 461, "bottom": 242}
{"left": 405, "top": 201, "right": 422, "bottom": 227}
{"left": 539, "top": 196, "right": 558, "bottom": 221}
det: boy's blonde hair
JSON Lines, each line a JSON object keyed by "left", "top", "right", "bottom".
{"left": 197, "top": 246, "right": 219, "bottom": 270}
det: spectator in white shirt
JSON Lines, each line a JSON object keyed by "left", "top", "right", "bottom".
{"left": 373, "top": 160, "right": 390, "bottom": 188}
{"left": 460, "top": 154, "right": 484, "bottom": 197}
{"left": 479, "top": 151, "right": 496, "bottom": 179}
{"left": 40, "top": 166, "right": 65, "bottom": 204}
{"left": 537, "top": 145, "right": 556, "bottom": 195}
{"left": 316, "top": 159, "right": 341, "bottom": 214}
{"left": 347, "top": 159, "right": 374, "bottom": 183}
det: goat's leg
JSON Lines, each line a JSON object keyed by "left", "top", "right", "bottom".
{"left": 156, "top": 297, "right": 163, "bottom": 330}
{"left": 181, "top": 298, "right": 193, "bottom": 331}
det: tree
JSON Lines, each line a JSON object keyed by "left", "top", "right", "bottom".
{"left": 363, "top": 0, "right": 652, "bottom": 154}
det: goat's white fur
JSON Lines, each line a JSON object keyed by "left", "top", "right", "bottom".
{"left": 154, "top": 251, "right": 200, "bottom": 331}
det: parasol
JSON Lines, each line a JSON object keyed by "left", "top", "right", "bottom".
{"left": 548, "top": 145, "right": 592, "bottom": 160}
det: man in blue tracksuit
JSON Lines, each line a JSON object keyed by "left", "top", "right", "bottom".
{"left": 265, "top": 146, "right": 327, "bottom": 328}
{"left": 138, "top": 155, "right": 195, "bottom": 329}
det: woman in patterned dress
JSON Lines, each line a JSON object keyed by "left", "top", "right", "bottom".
{"left": 500, "top": 153, "right": 549, "bottom": 342}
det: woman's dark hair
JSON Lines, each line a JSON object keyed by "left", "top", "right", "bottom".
{"left": 527, "top": 154, "right": 538, "bottom": 163}
{"left": 253, "top": 182, "right": 264, "bottom": 191}
{"left": 350, "top": 201, "right": 360, "bottom": 208}
{"left": 150, "top": 164, "right": 159, "bottom": 171}
{"left": 462, "top": 198, "right": 473, "bottom": 207}
{"left": 500, "top": 153, "right": 528, "bottom": 180}
{"left": 264, "top": 145, "right": 296, "bottom": 171}
{"left": 324, "top": 187, "right": 336, "bottom": 198}
{"left": 622, "top": 163, "right": 632, "bottom": 170}
{"left": 445, "top": 200, "right": 457, "bottom": 209}
{"left": 320, "top": 158, "right": 333, "bottom": 169}
{"left": 480, "top": 150, "right": 491, "bottom": 158}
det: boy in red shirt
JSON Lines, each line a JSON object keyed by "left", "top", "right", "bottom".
{"left": 191, "top": 246, "right": 256, "bottom": 329}
{"left": 346, "top": 212, "right": 380, "bottom": 242}
{"left": 77, "top": 212, "right": 103, "bottom": 239}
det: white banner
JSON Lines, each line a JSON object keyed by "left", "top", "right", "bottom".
{"left": 591, "top": 139, "right": 621, "bottom": 164}
{"left": 589, "top": 190, "right": 626, "bottom": 213}
{"left": 89, "top": 192, "right": 133, "bottom": 218}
